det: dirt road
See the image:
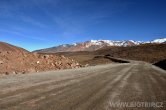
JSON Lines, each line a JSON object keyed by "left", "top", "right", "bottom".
{"left": 0, "top": 62, "right": 166, "bottom": 110}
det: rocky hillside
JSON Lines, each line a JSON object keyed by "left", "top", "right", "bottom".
{"left": 0, "top": 42, "right": 28, "bottom": 52}
{"left": 35, "top": 38, "right": 166, "bottom": 53}
{"left": 0, "top": 42, "right": 80, "bottom": 75}
{"left": 54, "top": 43, "right": 166, "bottom": 66}
{"left": 95, "top": 43, "right": 166, "bottom": 63}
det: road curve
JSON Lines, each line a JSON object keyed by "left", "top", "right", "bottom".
{"left": 0, "top": 62, "right": 166, "bottom": 110}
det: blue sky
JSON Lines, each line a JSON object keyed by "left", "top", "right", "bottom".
{"left": 0, "top": 0, "right": 166, "bottom": 51}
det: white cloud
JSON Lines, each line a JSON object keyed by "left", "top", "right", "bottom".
{"left": 0, "top": 29, "right": 50, "bottom": 41}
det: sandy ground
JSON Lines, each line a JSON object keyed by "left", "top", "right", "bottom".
{"left": 0, "top": 62, "right": 166, "bottom": 110}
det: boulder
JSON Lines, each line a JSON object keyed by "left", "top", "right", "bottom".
{"left": 0, "top": 61, "right": 3, "bottom": 64}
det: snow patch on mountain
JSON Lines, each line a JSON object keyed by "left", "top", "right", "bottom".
{"left": 85, "top": 40, "right": 141, "bottom": 47}
{"left": 34, "top": 38, "right": 166, "bottom": 53}
{"left": 151, "top": 38, "right": 166, "bottom": 43}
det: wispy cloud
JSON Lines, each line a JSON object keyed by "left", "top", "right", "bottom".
{"left": 30, "top": 0, "right": 131, "bottom": 37}
{"left": 19, "top": 15, "right": 47, "bottom": 28}
{"left": 0, "top": 0, "right": 47, "bottom": 28}
{"left": 31, "top": 0, "right": 86, "bottom": 37}
{"left": 0, "top": 0, "right": 134, "bottom": 41}
{"left": 0, "top": 29, "right": 50, "bottom": 42}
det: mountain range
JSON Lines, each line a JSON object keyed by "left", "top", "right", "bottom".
{"left": 35, "top": 38, "right": 166, "bottom": 53}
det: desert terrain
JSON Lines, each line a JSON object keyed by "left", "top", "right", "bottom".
{"left": 0, "top": 61, "right": 166, "bottom": 110}
{"left": 53, "top": 43, "right": 166, "bottom": 70}
{"left": 0, "top": 42, "right": 80, "bottom": 75}
{"left": 0, "top": 41, "right": 166, "bottom": 110}
{"left": 1, "top": 0, "right": 166, "bottom": 109}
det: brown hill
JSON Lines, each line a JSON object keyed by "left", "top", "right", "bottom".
{"left": 53, "top": 43, "right": 166, "bottom": 65}
{"left": 0, "top": 42, "right": 80, "bottom": 75}
{"left": 95, "top": 43, "right": 166, "bottom": 63}
{"left": 0, "top": 42, "right": 28, "bottom": 52}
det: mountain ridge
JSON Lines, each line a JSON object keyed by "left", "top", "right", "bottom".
{"left": 34, "top": 38, "right": 166, "bottom": 53}
{"left": 0, "top": 41, "right": 29, "bottom": 52}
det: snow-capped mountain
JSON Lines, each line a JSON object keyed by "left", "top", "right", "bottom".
{"left": 35, "top": 38, "right": 166, "bottom": 53}
{"left": 150, "top": 38, "right": 166, "bottom": 43}
{"left": 86, "top": 40, "right": 142, "bottom": 46}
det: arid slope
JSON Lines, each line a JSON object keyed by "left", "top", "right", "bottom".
{"left": 0, "top": 42, "right": 28, "bottom": 52}
{"left": 0, "top": 42, "right": 80, "bottom": 75}
{"left": 96, "top": 43, "right": 166, "bottom": 63}
{"left": 52, "top": 44, "right": 166, "bottom": 66}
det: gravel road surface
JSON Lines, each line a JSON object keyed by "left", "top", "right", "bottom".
{"left": 0, "top": 62, "right": 166, "bottom": 110}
